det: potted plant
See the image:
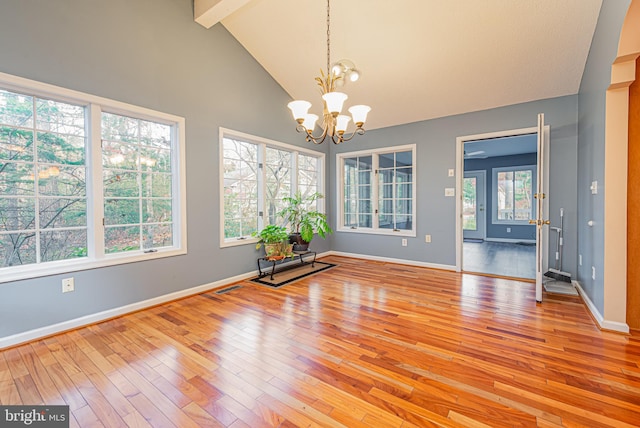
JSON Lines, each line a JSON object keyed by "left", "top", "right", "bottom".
{"left": 279, "top": 191, "right": 333, "bottom": 251}
{"left": 251, "top": 224, "right": 293, "bottom": 260}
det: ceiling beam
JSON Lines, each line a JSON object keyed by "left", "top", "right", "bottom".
{"left": 194, "top": 0, "right": 251, "bottom": 29}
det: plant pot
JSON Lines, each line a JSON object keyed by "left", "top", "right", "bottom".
{"left": 289, "top": 233, "right": 310, "bottom": 252}
{"left": 264, "top": 242, "right": 294, "bottom": 258}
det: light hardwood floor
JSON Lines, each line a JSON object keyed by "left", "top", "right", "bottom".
{"left": 1, "top": 256, "right": 639, "bottom": 427}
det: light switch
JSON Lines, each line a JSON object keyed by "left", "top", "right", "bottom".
{"left": 445, "top": 188, "right": 455, "bottom": 197}
{"left": 591, "top": 181, "right": 598, "bottom": 194}
{"left": 448, "top": 169, "right": 454, "bottom": 177}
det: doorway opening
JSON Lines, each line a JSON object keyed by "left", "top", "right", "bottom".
{"left": 456, "top": 127, "right": 548, "bottom": 281}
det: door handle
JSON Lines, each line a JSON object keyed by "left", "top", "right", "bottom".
{"left": 529, "top": 219, "right": 551, "bottom": 226}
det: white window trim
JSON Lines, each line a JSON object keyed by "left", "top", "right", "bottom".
{"left": 336, "top": 144, "right": 416, "bottom": 237}
{"left": 491, "top": 164, "right": 536, "bottom": 225}
{"left": 0, "top": 72, "right": 187, "bottom": 284}
{"left": 219, "top": 127, "right": 325, "bottom": 248}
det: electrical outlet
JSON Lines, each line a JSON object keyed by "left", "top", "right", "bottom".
{"left": 425, "top": 234, "right": 431, "bottom": 243}
{"left": 579, "top": 254, "right": 582, "bottom": 266}
{"left": 62, "top": 277, "right": 74, "bottom": 293}
{"left": 506, "top": 227, "right": 511, "bottom": 233}
{"left": 448, "top": 168, "right": 454, "bottom": 177}
{"left": 401, "top": 238, "right": 407, "bottom": 247}
{"left": 592, "top": 266, "right": 596, "bottom": 280}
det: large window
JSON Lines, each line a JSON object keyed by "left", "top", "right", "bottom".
{"left": 492, "top": 165, "right": 536, "bottom": 224}
{"left": 0, "top": 73, "right": 186, "bottom": 283}
{"left": 337, "top": 145, "right": 415, "bottom": 236}
{"left": 221, "top": 128, "right": 324, "bottom": 247}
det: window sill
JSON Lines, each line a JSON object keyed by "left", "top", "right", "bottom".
{"left": 0, "top": 247, "right": 187, "bottom": 284}
{"left": 220, "top": 237, "right": 260, "bottom": 248}
{"left": 337, "top": 228, "right": 416, "bottom": 238}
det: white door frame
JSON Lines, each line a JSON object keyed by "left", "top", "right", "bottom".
{"left": 455, "top": 126, "right": 550, "bottom": 275}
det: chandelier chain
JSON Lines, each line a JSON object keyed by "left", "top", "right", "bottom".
{"left": 326, "top": 0, "right": 330, "bottom": 76}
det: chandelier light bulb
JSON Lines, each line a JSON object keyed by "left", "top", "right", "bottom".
{"left": 348, "top": 105, "right": 371, "bottom": 126}
{"left": 322, "top": 92, "right": 348, "bottom": 115}
{"left": 335, "top": 115, "right": 351, "bottom": 133}
{"left": 287, "top": 100, "right": 311, "bottom": 122}
{"left": 302, "top": 114, "right": 319, "bottom": 131}
{"left": 331, "top": 63, "right": 344, "bottom": 77}
{"left": 348, "top": 69, "right": 360, "bottom": 82}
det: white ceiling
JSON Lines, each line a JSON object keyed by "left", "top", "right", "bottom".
{"left": 202, "top": 0, "right": 603, "bottom": 131}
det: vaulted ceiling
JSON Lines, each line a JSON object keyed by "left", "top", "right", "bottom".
{"left": 195, "top": 0, "right": 603, "bottom": 131}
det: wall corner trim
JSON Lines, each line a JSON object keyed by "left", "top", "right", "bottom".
{"left": 574, "top": 280, "right": 630, "bottom": 333}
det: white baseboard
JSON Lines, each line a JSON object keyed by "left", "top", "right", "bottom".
{"left": 0, "top": 252, "right": 336, "bottom": 350}
{"left": 573, "top": 280, "right": 629, "bottom": 334}
{"left": 484, "top": 238, "right": 536, "bottom": 244}
{"left": 327, "top": 251, "right": 456, "bottom": 271}
{"left": 0, "top": 270, "right": 257, "bottom": 350}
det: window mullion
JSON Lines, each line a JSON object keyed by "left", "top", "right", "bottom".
{"left": 87, "top": 104, "right": 104, "bottom": 259}
{"left": 373, "top": 154, "right": 379, "bottom": 230}
{"left": 257, "top": 143, "right": 265, "bottom": 230}
{"left": 32, "top": 97, "right": 41, "bottom": 264}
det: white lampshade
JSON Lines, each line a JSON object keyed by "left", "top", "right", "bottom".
{"left": 302, "top": 114, "right": 319, "bottom": 131}
{"left": 322, "top": 92, "right": 348, "bottom": 115}
{"left": 335, "top": 115, "right": 351, "bottom": 133}
{"left": 287, "top": 100, "right": 311, "bottom": 121}
{"left": 348, "top": 105, "right": 371, "bottom": 125}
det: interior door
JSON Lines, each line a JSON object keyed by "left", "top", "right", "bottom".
{"left": 463, "top": 171, "right": 486, "bottom": 240}
{"left": 533, "top": 113, "right": 550, "bottom": 302}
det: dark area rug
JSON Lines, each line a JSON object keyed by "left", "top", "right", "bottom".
{"left": 250, "top": 261, "right": 336, "bottom": 288}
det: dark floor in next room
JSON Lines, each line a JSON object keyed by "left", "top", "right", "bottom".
{"left": 463, "top": 240, "right": 536, "bottom": 279}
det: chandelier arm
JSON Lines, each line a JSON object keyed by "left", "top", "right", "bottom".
{"left": 332, "top": 126, "right": 366, "bottom": 144}
{"left": 295, "top": 123, "right": 330, "bottom": 145}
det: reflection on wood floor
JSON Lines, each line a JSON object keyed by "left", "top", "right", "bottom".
{"left": 1, "top": 256, "right": 638, "bottom": 427}
{"left": 463, "top": 240, "right": 536, "bottom": 279}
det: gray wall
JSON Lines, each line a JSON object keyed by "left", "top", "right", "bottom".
{"left": 577, "top": 0, "right": 631, "bottom": 313}
{"left": 0, "top": 0, "right": 329, "bottom": 338}
{"left": 465, "top": 153, "right": 537, "bottom": 241}
{"left": 330, "top": 95, "right": 579, "bottom": 270}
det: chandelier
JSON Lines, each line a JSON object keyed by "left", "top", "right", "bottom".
{"left": 287, "top": 0, "right": 370, "bottom": 145}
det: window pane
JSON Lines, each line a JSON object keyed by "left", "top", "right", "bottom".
{"left": 141, "top": 173, "right": 171, "bottom": 198}
{"left": 0, "top": 90, "right": 33, "bottom": 128}
{"left": 142, "top": 199, "right": 172, "bottom": 223}
{"left": 105, "top": 226, "right": 140, "bottom": 254}
{"left": 37, "top": 165, "right": 85, "bottom": 197}
{"left": 497, "top": 171, "right": 514, "bottom": 220}
{"left": 514, "top": 170, "right": 532, "bottom": 220}
{"left": 104, "top": 171, "right": 139, "bottom": 197}
{"left": 223, "top": 138, "right": 259, "bottom": 239}
{"left": 40, "top": 230, "right": 87, "bottom": 262}
{"left": 265, "top": 147, "right": 291, "bottom": 225}
{"left": 0, "top": 89, "right": 88, "bottom": 268}
{"left": 36, "top": 99, "right": 85, "bottom": 136}
{"left": 379, "top": 152, "right": 394, "bottom": 168}
{"left": 104, "top": 198, "right": 140, "bottom": 225}
{"left": 143, "top": 224, "right": 172, "bottom": 249}
{"left": 102, "top": 112, "right": 175, "bottom": 252}
{"left": 0, "top": 197, "right": 34, "bottom": 231}
{"left": 463, "top": 177, "right": 477, "bottom": 231}
{"left": 0, "top": 232, "right": 36, "bottom": 266}
{"left": 0, "top": 162, "right": 35, "bottom": 195}
{"left": 39, "top": 198, "right": 86, "bottom": 228}
{"left": 0, "top": 128, "right": 34, "bottom": 162}
{"left": 396, "top": 151, "right": 412, "bottom": 167}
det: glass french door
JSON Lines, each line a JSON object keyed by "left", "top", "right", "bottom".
{"left": 463, "top": 171, "right": 486, "bottom": 240}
